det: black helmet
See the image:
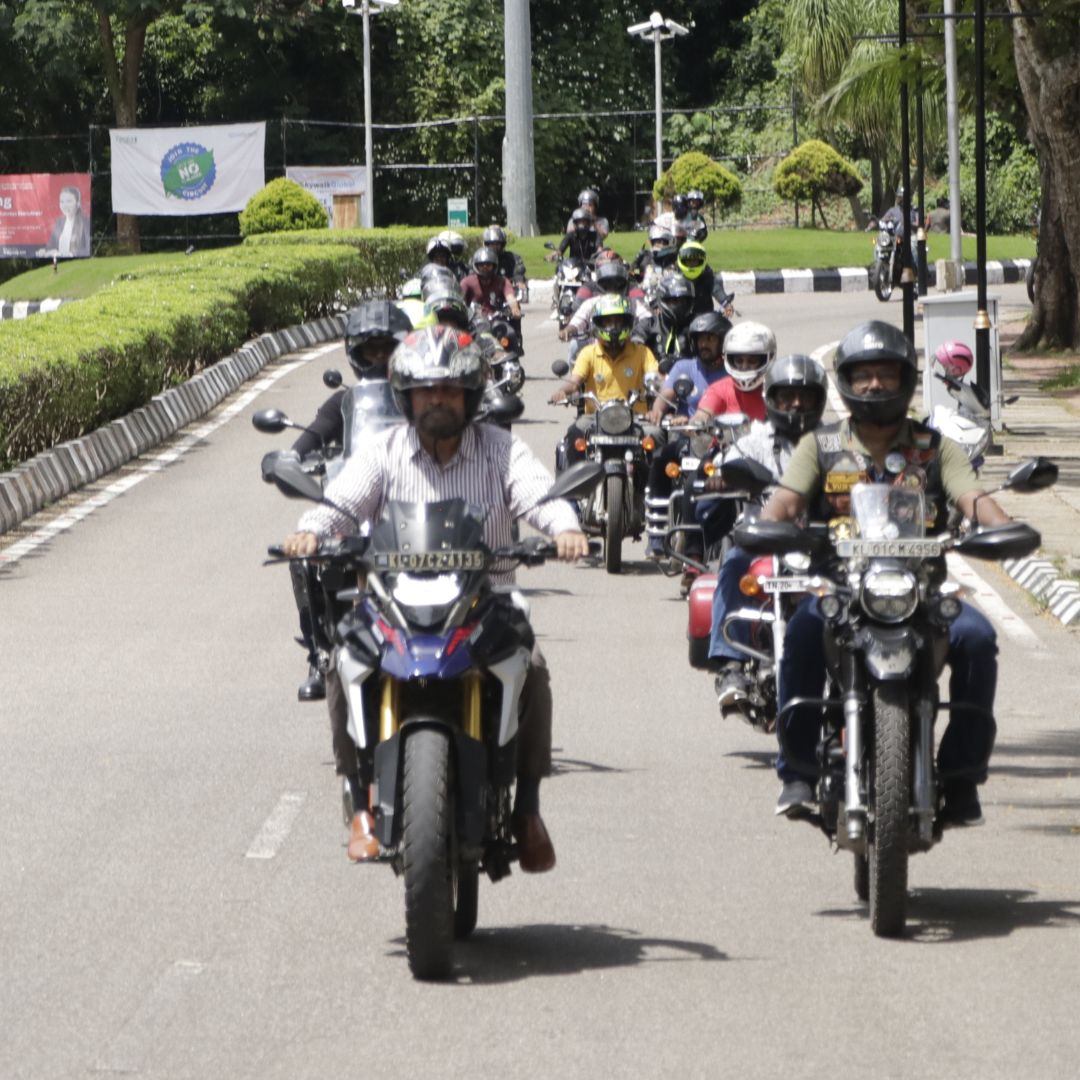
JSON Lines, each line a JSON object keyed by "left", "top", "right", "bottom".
{"left": 672, "top": 193, "right": 689, "bottom": 219}
{"left": 687, "top": 310, "right": 732, "bottom": 354}
{"left": 389, "top": 325, "right": 486, "bottom": 423}
{"left": 419, "top": 263, "right": 460, "bottom": 297}
{"left": 482, "top": 225, "right": 507, "bottom": 249}
{"left": 684, "top": 217, "right": 708, "bottom": 243}
{"left": 764, "top": 354, "right": 828, "bottom": 439}
{"left": 344, "top": 300, "right": 413, "bottom": 378}
{"left": 439, "top": 229, "right": 466, "bottom": 257}
{"left": 658, "top": 269, "right": 694, "bottom": 325}
{"left": 471, "top": 246, "right": 499, "bottom": 275}
{"left": 594, "top": 259, "right": 629, "bottom": 294}
{"left": 833, "top": 320, "right": 917, "bottom": 425}
{"left": 422, "top": 281, "right": 470, "bottom": 330}
{"left": 571, "top": 207, "right": 593, "bottom": 231}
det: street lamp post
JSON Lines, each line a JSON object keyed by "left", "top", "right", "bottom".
{"left": 628, "top": 11, "right": 689, "bottom": 206}
{"left": 343, "top": 0, "right": 398, "bottom": 229}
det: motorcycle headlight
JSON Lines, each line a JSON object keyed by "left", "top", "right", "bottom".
{"left": 860, "top": 567, "right": 918, "bottom": 623}
{"left": 598, "top": 402, "right": 633, "bottom": 435}
{"left": 782, "top": 552, "right": 811, "bottom": 572}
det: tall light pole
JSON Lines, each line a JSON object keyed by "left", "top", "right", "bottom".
{"left": 504, "top": 0, "right": 538, "bottom": 237}
{"left": 628, "top": 11, "right": 689, "bottom": 206}
{"left": 343, "top": 0, "right": 398, "bottom": 229}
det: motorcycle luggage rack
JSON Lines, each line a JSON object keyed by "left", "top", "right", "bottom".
{"left": 660, "top": 524, "right": 709, "bottom": 577}
{"left": 721, "top": 610, "right": 775, "bottom": 665}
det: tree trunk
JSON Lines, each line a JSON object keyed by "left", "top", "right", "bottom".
{"left": 1010, "top": 3, "right": 1080, "bottom": 350}
{"left": 870, "top": 155, "right": 883, "bottom": 222}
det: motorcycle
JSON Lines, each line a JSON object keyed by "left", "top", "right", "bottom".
{"left": 733, "top": 456, "right": 1057, "bottom": 937}
{"left": 266, "top": 456, "right": 603, "bottom": 979}
{"left": 544, "top": 242, "right": 586, "bottom": 330}
{"left": 871, "top": 219, "right": 903, "bottom": 302}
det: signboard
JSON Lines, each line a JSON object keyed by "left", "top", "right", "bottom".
{"left": 447, "top": 197, "right": 469, "bottom": 227}
{"left": 0, "top": 173, "right": 92, "bottom": 259}
{"left": 286, "top": 166, "right": 367, "bottom": 225}
{"left": 110, "top": 123, "right": 266, "bottom": 216}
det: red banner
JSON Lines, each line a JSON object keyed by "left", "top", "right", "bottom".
{"left": 0, "top": 173, "right": 92, "bottom": 259}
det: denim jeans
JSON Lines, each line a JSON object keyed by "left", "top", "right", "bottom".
{"left": 775, "top": 597, "right": 997, "bottom": 783}
{"left": 707, "top": 546, "right": 754, "bottom": 663}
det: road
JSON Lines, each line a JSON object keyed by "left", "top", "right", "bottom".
{"left": 2, "top": 283, "right": 1079, "bottom": 1079}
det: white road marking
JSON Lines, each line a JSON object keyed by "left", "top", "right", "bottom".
{"left": 245, "top": 791, "right": 307, "bottom": 859}
{"left": 0, "top": 351, "right": 328, "bottom": 568}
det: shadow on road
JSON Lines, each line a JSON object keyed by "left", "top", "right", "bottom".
{"left": 818, "top": 888, "right": 1080, "bottom": 943}
{"left": 396, "top": 923, "right": 728, "bottom": 984}
{"left": 725, "top": 749, "right": 776, "bottom": 771}
{"left": 549, "top": 752, "right": 633, "bottom": 777}
{"left": 990, "top": 728, "right": 1080, "bottom": 782}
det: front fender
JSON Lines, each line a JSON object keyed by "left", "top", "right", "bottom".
{"left": 602, "top": 459, "right": 628, "bottom": 476}
{"left": 856, "top": 624, "right": 916, "bottom": 680}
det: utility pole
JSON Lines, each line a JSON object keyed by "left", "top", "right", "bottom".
{"left": 503, "top": 0, "right": 538, "bottom": 237}
{"left": 943, "top": 0, "right": 963, "bottom": 268}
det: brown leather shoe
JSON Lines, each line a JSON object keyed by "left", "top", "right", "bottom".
{"left": 512, "top": 812, "right": 556, "bottom": 874}
{"left": 347, "top": 810, "right": 380, "bottom": 862}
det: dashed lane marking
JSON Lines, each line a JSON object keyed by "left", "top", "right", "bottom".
{"left": 245, "top": 791, "right": 307, "bottom": 860}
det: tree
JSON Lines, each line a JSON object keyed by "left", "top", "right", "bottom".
{"left": 1009, "top": 0, "right": 1080, "bottom": 350}
{"left": 773, "top": 139, "right": 862, "bottom": 227}
{"left": 653, "top": 151, "right": 742, "bottom": 214}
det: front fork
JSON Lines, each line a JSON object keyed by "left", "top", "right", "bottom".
{"left": 377, "top": 670, "right": 483, "bottom": 743}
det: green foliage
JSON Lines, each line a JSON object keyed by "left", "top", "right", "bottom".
{"left": 773, "top": 139, "right": 862, "bottom": 204}
{"left": 238, "top": 178, "right": 329, "bottom": 237}
{"left": 653, "top": 152, "right": 742, "bottom": 213}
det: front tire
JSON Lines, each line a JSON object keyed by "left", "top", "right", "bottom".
{"left": 604, "top": 473, "right": 626, "bottom": 574}
{"left": 402, "top": 728, "right": 455, "bottom": 979}
{"left": 454, "top": 862, "right": 479, "bottom": 940}
{"left": 867, "top": 682, "right": 911, "bottom": 937}
{"left": 873, "top": 258, "right": 894, "bottom": 302}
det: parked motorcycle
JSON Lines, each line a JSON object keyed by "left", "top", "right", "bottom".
{"left": 733, "top": 456, "right": 1056, "bottom": 937}
{"left": 871, "top": 219, "right": 903, "bottom": 302}
{"left": 266, "top": 457, "right": 603, "bottom": 979}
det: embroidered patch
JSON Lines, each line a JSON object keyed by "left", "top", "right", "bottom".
{"left": 817, "top": 432, "right": 842, "bottom": 452}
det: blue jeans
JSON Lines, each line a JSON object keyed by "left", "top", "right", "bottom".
{"left": 776, "top": 597, "right": 997, "bottom": 784}
{"left": 708, "top": 546, "right": 754, "bottom": 663}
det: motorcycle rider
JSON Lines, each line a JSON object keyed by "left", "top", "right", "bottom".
{"left": 549, "top": 293, "right": 661, "bottom": 467}
{"left": 632, "top": 221, "right": 680, "bottom": 281}
{"left": 282, "top": 325, "right": 589, "bottom": 870}
{"left": 676, "top": 240, "right": 724, "bottom": 315}
{"left": 553, "top": 207, "right": 601, "bottom": 264}
{"left": 461, "top": 246, "right": 523, "bottom": 324}
{"left": 482, "top": 225, "right": 527, "bottom": 292}
{"left": 571, "top": 188, "right": 610, "bottom": 242}
{"left": 265, "top": 299, "right": 413, "bottom": 701}
{"left": 437, "top": 229, "right": 470, "bottom": 280}
{"left": 706, "top": 355, "right": 828, "bottom": 709}
{"left": 688, "top": 321, "right": 776, "bottom": 427}
{"left": 643, "top": 310, "right": 733, "bottom": 559}
{"left": 684, "top": 188, "right": 708, "bottom": 239}
{"left": 421, "top": 235, "right": 455, "bottom": 278}
{"left": 645, "top": 269, "right": 697, "bottom": 367}
{"left": 879, "top": 186, "right": 919, "bottom": 264}
{"left": 761, "top": 320, "right": 1011, "bottom": 823}
{"left": 559, "top": 253, "right": 651, "bottom": 362}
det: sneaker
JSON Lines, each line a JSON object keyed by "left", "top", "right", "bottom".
{"left": 775, "top": 779, "right": 815, "bottom": 817}
{"left": 714, "top": 662, "right": 749, "bottom": 708}
{"left": 645, "top": 535, "right": 665, "bottom": 560}
{"left": 939, "top": 780, "right": 984, "bottom": 828}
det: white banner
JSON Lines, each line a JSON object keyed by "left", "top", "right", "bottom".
{"left": 285, "top": 166, "right": 366, "bottom": 224}
{"left": 110, "top": 123, "right": 266, "bottom": 216}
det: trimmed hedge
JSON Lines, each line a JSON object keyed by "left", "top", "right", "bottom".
{"left": 239, "top": 178, "right": 330, "bottom": 236}
{"left": 0, "top": 243, "right": 364, "bottom": 469}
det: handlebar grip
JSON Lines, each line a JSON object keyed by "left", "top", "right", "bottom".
{"left": 267, "top": 545, "right": 287, "bottom": 557}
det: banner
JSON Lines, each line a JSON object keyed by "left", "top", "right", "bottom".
{"left": 110, "top": 123, "right": 266, "bottom": 216}
{"left": 0, "top": 174, "right": 92, "bottom": 259}
{"left": 285, "top": 166, "right": 366, "bottom": 225}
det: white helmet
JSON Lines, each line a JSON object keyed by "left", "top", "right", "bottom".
{"left": 723, "top": 320, "right": 777, "bottom": 391}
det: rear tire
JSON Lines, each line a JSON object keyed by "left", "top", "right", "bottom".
{"left": 402, "top": 728, "right": 455, "bottom": 979}
{"left": 688, "top": 635, "right": 709, "bottom": 669}
{"left": 868, "top": 682, "right": 911, "bottom": 937}
{"left": 604, "top": 474, "right": 626, "bottom": 574}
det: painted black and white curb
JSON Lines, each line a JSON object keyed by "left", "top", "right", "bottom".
{"left": 0, "top": 315, "right": 345, "bottom": 535}
{"left": 0, "top": 297, "right": 67, "bottom": 320}
{"left": 1002, "top": 557, "right": 1080, "bottom": 627}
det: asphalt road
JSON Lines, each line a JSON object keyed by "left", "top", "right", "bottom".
{"left": 2, "top": 283, "right": 1079, "bottom": 1080}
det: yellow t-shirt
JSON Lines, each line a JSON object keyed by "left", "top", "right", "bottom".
{"left": 572, "top": 340, "right": 658, "bottom": 413}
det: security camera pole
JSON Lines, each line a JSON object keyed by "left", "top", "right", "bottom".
{"left": 342, "top": 0, "right": 398, "bottom": 228}
{"left": 628, "top": 11, "right": 689, "bottom": 210}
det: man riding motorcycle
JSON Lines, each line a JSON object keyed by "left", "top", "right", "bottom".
{"left": 282, "top": 326, "right": 589, "bottom": 870}
{"left": 559, "top": 254, "right": 651, "bottom": 362}
{"left": 644, "top": 269, "right": 697, "bottom": 367}
{"left": 632, "top": 222, "right": 679, "bottom": 280}
{"left": 571, "top": 187, "right": 610, "bottom": 242}
{"left": 461, "top": 246, "right": 523, "bottom": 324}
{"left": 761, "top": 320, "right": 1011, "bottom": 822}
{"left": 688, "top": 321, "right": 776, "bottom": 427}
{"left": 482, "top": 225, "right": 527, "bottom": 292}
{"left": 264, "top": 300, "right": 412, "bottom": 701}
{"left": 553, "top": 207, "right": 601, "bottom": 265}
{"left": 676, "top": 240, "right": 724, "bottom": 315}
{"left": 436, "top": 228, "right": 471, "bottom": 280}
{"left": 706, "top": 355, "right": 828, "bottom": 708}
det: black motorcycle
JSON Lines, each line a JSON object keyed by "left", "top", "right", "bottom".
{"left": 734, "top": 457, "right": 1056, "bottom": 937}
{"left": 871, "top": 219, "right": 903, "bottom": 302}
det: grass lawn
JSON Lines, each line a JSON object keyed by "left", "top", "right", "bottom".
{"left": 0, "top": 230, "right": 1036, "bottom": 301}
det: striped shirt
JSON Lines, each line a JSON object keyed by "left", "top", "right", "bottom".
{"left": 297, "top": 422, "right": 580, "bottom": 584}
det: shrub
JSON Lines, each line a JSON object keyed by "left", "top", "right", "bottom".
{"left": 238, "top": 177, "right": 330, "bottom": 237}
{"left": 652, "top": 152, "right": 742, "bottom": 214}
{"left": 773, "top": 140, "right": 863, "bottom": 228}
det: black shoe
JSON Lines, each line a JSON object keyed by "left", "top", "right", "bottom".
{"left": 714, "top": 662, "right": 750, "bottom": 709}
{"left": 939, "top": 780, "right": 984, "bottom": 828}
{"left": 298, "top": 664, "right": 326, "bottom": 702}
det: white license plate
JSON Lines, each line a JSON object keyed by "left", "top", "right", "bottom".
{"left": 762, "top": 576, "right": 814, "bottom": 593}
{"left": 591, "top": 435, "right": 639, "bottom": 446}
{"left": 680, "top": 456, "right": 700, "bottom": 471}
{"left": 836, "top": 538, "right": 942, "bottom": 558}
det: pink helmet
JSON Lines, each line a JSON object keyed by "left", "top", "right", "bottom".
{"left": 934, "top": 340, "right": 974, "bottom": 379}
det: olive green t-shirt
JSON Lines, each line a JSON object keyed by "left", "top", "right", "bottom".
{"left": 779, "top": 418, "right": 980, "bottom": 502}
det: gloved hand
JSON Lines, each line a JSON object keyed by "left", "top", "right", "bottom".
{"left": 260, "top": 448, "right": 300, "bottom": 484}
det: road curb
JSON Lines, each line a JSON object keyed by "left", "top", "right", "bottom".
{"left": 0, "top": 313, "right": 345, "bottom": 535}
{"left": 1002, "top": 556, "right": 1080, "bottom": 627}
{"left": 0, "top": 297, "right": 68, "bottom": 320}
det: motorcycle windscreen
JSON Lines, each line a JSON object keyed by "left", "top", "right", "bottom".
{"left": 850, "top": 482, "right": 925, "bottom": 540}
{"left": 341, "top": 380, "right": 403, "bottom": 457}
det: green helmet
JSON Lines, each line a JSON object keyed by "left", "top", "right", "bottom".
{"left": 591, "top": 293, "right": 633, "bottom": 350}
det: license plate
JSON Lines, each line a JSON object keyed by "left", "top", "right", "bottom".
{"left": 591, "top": 435, "right": 639, "bottom": 446}
{"left": 836, "top": 538, "right": 942, "bottom": 558}
{"left": 762, "top": 576, "right": 814, "bottom": 593}
{"left": 680, "top": 456, "right": 700, "bottom": 471}
{"left": 376, "top": 550, "right": 486, "bottom": 571}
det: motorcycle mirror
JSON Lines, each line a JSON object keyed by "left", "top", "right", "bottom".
{"left": 1004, "top": 456, "right": 1058, "bottom": 493}
{"left": 323, "top": 368, "right": 343, "bottom": 389}
{"left": 954, "top": 522, "right": 1041, "bottom": 561}
{"left": 551, "top": 359, "right": 570, "bottom": 378}
{"left": 271, "top": 456, "right": 361, "bottom": 526}
{"left": 657, "top": 357, "right": 674, "bottom": 375}
{"left": 252, "top": 408, "right": 290, "bottom": 434}
{"left": 537, "top": 461, "right": 604, "bottom": 505}
{"left": 479, "top": 391, "right": 525, "bottom": 426}
{"left": 719, "top": 458, "right": 774, "bottom": 495}
{"left": 544, "top": 241, "right": 557, "bottom": 251}
{"left": 672, "top": 375, "right": 695, "bottom": 400}
{"left": 733, "top": 519, "right": 827, "bottom": 558}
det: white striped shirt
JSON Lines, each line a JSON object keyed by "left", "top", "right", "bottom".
{"left": 297, "top": 423, "right": 580, "bottom": 583}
